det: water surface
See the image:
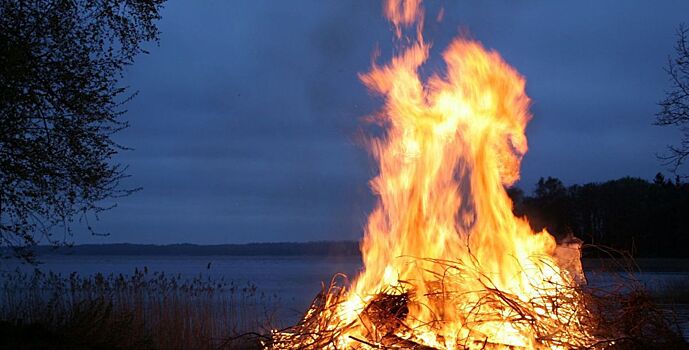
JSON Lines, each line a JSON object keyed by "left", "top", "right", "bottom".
{"left": 3, "top": 255, "right": 688, "bottom": 339}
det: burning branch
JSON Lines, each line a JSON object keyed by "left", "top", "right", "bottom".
{"left": 264, "top": 1, "right": 684, "bottom": 349}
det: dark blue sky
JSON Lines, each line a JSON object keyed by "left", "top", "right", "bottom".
{"left": 79, "top": 1, "right": 689, "bottom": 244}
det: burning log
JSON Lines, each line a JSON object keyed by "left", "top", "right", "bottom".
{"left": 361, "top": 292, "right": 410, "bottom": 336}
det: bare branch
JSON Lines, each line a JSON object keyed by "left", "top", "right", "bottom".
{"left": 656, "top": 24, "right": 689, "bottom": 174}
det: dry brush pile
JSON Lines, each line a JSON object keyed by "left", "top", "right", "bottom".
{"left": 265, "top": 252, "right": 689, "bottom": 350}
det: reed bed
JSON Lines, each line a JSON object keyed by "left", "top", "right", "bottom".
{"left": 0, "top": 268, "right": 278, "bottom": 349}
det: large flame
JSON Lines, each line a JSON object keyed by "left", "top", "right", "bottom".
{"left": 269, "top": 1, "right": 593, "bottom": 349}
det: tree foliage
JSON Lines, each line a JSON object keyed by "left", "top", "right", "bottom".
{"left": 511, "top": 175, "right": 689, "bottom": 258}
{"left": 0, "top": 0, "right": 164, "bottom": 260}
{"left": 657, "top": 24, "right": 689, "bottom": 174}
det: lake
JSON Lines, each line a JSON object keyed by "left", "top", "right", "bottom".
{"left": 2, "top": 255, "right": 689, "bottom": 340}
{"left": 1, "top": 255, "right": 363, "bottom": 324}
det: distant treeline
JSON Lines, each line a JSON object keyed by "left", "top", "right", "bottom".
{"left": 22, "top": 174, "right": 689, "bottom": 259}
{"left": 509, "top": 174, "right": 689, "bottom": 258}
{"left": 30, "top": 241, "right": 361, "bottom": 257}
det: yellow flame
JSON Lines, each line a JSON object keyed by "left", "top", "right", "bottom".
{"left": 270, "top": 1, "right": 593, "bottom": 348}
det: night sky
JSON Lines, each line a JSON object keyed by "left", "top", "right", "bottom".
{"left": 79, "top": 1, "right": 689, "bottom": 244}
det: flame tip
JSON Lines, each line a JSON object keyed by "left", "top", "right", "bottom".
{"left": 270, "top": 1, "right": 593, "bottom": 348}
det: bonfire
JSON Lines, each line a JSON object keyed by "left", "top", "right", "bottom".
{"left": 269, "top": 1, "right": 606, "bottom": 349}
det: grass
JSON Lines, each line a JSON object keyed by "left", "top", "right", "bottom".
{"left": 0, "top": 268, "right": 279, "bottom": 349}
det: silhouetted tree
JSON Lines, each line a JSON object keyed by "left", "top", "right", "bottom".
{"left": 523, "top": 177, "right": 573, "bottom": 237}
{"left": 511, "top": 175, "right": 689, "bottom": 258}
{"left": 0, "top": 0, "right": 165, "bottom": 260}
{"left": 653, "top": 172, "right": 669, "bottom": 186}
{"left": 656, "top": 24, "right": 689, "bottom": 174}
{"left": 506, "top": 186, "right": 525, "bottom": 215}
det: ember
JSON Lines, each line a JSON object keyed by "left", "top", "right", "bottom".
{"left": 267, "top": 1, "right": 598, "bottom": 348}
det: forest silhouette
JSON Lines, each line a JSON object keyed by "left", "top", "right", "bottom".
{"left": 509, "top": 174, "right": 689, "bottom": 258}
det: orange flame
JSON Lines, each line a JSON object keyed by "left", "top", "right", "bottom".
{"left": 384, "top": 0, "right": 422, "bottom": 37}
{"left": 342, "top": 36, "right": 581, "bottom": 346}
{"left": 343, "top": 0, "right": 592, "bottom": 347}
{"left": 269, "top": 1, "right": 594, "bottom": 348}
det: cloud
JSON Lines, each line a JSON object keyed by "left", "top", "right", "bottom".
{"left": 78, "top": 0, "right": 689, "bottom": 244}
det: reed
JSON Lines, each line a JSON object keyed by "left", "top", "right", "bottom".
{"left": 0, "top": 268, "right": 278, "bottom": 349}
